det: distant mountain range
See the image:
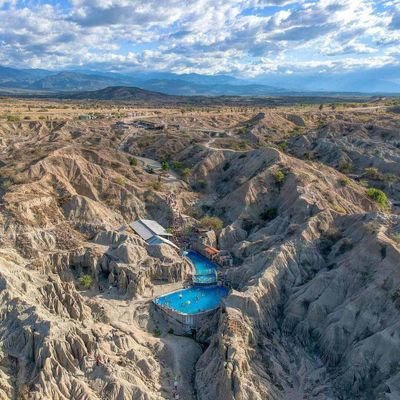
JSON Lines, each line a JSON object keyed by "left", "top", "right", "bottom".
{"left": 0, "top": 66, "right": 286, "bottom": 96}
{"left": 0, "top": 65, "right": 399, "bottom": 96}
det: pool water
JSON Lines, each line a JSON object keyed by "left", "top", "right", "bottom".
{"left": 184, "top": 250, "right": 217, "bottom": 284}
{"left": 154, "top": 286, "right": 229, "bottom": 314}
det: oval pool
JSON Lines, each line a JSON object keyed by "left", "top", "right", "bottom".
{"left": 154, "top": 285, "right": 229, "bottom": 315}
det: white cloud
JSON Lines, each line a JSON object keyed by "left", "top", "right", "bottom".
{"left": 0, "top": 0, "right": 399, "bottom": 76}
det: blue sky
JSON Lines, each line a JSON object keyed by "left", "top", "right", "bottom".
{"left": 0, "top": 0, "right": 399, "bottom": 78}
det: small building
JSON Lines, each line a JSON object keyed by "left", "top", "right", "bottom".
{"left": 133, "top": 120, "right": 166, "bottom": 130}
{"left": 203, "top": 245, "right": 219, "bottom": 260}
{"left": 130, "top": 219, "right": 179, "bottom": 250}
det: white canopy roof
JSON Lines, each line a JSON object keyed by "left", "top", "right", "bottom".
{"left": 147, "top": 235, "right": 180, "bottom": 250}
{"left": 130, "top": 219, "right": 172, "bottom": 241}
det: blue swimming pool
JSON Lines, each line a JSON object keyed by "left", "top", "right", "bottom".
{"left": 154, "top": 286, "right": 229, "bottom": 314}
{"left": 184, "top": 250, "right": 217, "bottom": 284}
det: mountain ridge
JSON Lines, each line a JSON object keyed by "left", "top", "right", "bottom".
{"left": 1, "top": 64, "right": 399, "bottom": 95}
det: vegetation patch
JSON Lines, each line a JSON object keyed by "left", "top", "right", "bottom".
{"left": 147, "top": 180, "right": 162, "bottom": 191}
{"left": 273, "top": 170, "right": 285, "bottom": 186}
{"left": 223, "top": 162, "right": 231, "bottom": 171}
{"left": 260, "top": 207, "right": 278, "bottom": 221}
{"left": 277, "top": 141, "right": 288, "bottom": 152}
{"left": 153, "top": 328, "right": 161, "bottom": 337}
{"left": 338, "top": 160, "right": 353, "bottom": 174}
{"left": 192, "top": 179, "right": 208, "bottom": 191}
{"left": 1, "top": 179, "right": 12, "bottom": 190}
{"left": 366, "top": 188, "right": 389, "bottom": 208}
{"left": 129, "top": 157, "right": 138, "bottom": 167}
{"left": 364, "top": 167, "right": 382, "bottom": 180}
{"left": 161, "top": 161, "right": 169, "bottom": 171}
{"left": 339, "top": 177, "right": 350, "bottom": 187}
{"left": 199, "top": 216, "right": 224, "bottom": 230}
{"left": 113, "top": 176, "right": 127, "bottom": 186}
{"left": 79, "top": 274, "right": 93, "bottom": 289}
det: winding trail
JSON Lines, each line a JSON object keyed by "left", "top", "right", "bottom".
{"left": 202, "top": 132, "right": 248, "bottom": 153}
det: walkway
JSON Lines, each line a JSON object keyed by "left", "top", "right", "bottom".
{"left": 161, "top": 335, "right": 202, "bottom": 400}
{"left": 134, "top": 156, "right": 179, "bottom": 183}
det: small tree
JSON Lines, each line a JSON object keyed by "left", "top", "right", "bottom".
{"left": 129, "top": 157, "right": 138, "bottom": 167}
{"left": 79, "top": 274, "right": 93, "bottom": 289}
{"left": 273, "top": 170, "right": 285, "bottom": 186}
{"left": 319, "top": 104, "right": 324, "bottom": 111}
{"left": 161, "top": 161, "right": 169, "bottom": 171}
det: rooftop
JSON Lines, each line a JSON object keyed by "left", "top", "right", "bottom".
{"left": 130, "top": 219, "right": 172, "bottom": 241}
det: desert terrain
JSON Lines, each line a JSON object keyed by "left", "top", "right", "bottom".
{"left": 0, "top": 96, "right": 400, "bottom": 400}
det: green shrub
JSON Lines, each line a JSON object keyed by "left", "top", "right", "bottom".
{"left": 161, "top": 161, "right": 169, "bottom": 171}
{"left": 181, "top": 168, "right": 191, "bottom": 180}
{"left": 168, "top": 328, "right": 174, "bottom": 334}
{"left": 364, "top": 167, "right": 382, "bottom": 180}
{"left": 153, "top": 328, "right": 161, "bottom": 337}
{"left": 233, "top": 141, "right": 247, "bottom": 151}
{"left": 338, "top": 160, "right": 353, "bottom": 173}
{"left": 194, "top": 179, "right": 207, "bottom": 190}
{"left": 366, "top": 188, "right": 389, "bottom": 208}
{"left": 147, "top": 180, "right": 162, "bottom": 191}
{"left": 199, "top": 216, "right": 224, "bottom": 230}
{"left": 1, "top": 179, "right": 12, "bottom": 190}
{"left": 277, "top": 142, "right": 288, "bottom": 152}
{"left": 273, "top": 170, "right": 285, "bottom": 185}
{"left": 79, "top": 274, "right": 93, "bottom": 289}
{"left": 384, "top": 173, "right": 398, "bottom": 183}
{"left": 113, "top": 176, "right": 126, "bottom": 186}
{"left": 260, "top": 207, "right": 278, "bottom": 221}
{"left": 129, "top": 157, "right": 138, "bottom": 167}
{"left": 339, "top": 177, "right": 350, "bottom": 187}
{"left": 171, "top": 160, "right": 183, "bottom": 170}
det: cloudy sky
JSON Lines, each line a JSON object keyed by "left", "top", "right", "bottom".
{"left": 0, "top": 0, "right": 399, "bottom": 78}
